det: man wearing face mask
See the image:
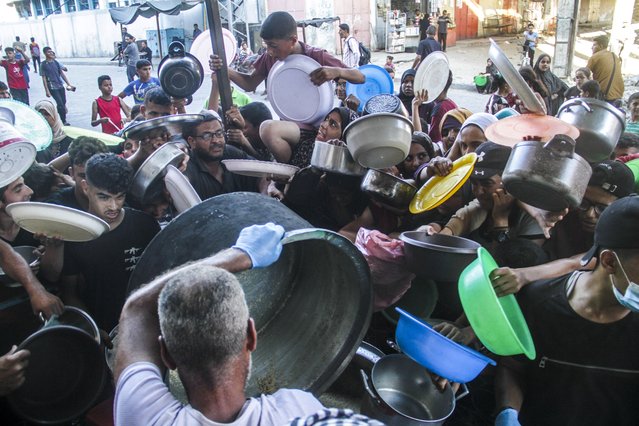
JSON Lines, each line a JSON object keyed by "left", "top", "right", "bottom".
{"left": 494, "top": 195, "right": 639, "bottom": 426}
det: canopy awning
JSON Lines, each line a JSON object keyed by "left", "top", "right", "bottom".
{"left": 296, "top": 17, "right": 340, "bottom": 28}
{"left": 108, "top": 0, "right": 202, "bottom": 26}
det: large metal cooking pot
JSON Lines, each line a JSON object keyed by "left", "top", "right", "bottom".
{"left": 158, "top": 41, "right": 204, "bottom": 99}
{"left": 361, "top": 169, "right": 417, "bottom": 211}
{"left": 127, "top": 192, "right": 372, "bottom": 397}
{"left": 400, "top": 232, "right": 481, "bottom": 282}
{"left": 344, "top": 113, "right": 413, "bottom": 169}
{"left": 503, "top": 135, "right": 592, "bottom": 212}
{"left": 557, "top": 98, "right": 626, "bottom": 162}
{"left": 8, "top": 307, "right": 106, "bottom": 424}
{"left": 360, "top": 354, "right": 468, "bottom": 426}
{"left": 311, "top": 141, "right": 367, "bottom": 176}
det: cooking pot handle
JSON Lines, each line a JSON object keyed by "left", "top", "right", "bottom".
{"left": 356, "top": 345, "right": 382, "bottom": 365}
{"left": 563, "top": 98, "right": 592, "bottom": 113}
{"left": 360, "top": 370, "right": 383, "bottom": 406}
{"left": 455, "top": 383, "right": 470, "bottom": 401}
{"left": 543, "top": 134, "right": 576, "bottom": 159}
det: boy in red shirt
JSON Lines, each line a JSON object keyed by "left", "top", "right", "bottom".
{"left": 1, "top": 46, "right": 30, "bottom": 105}
{"left": 91, "top": 75, "right": 131, "bottom": 134}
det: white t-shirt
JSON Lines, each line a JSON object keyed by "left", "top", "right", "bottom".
{"left": 114, "top": 362, "right": 324, "bottom": 426}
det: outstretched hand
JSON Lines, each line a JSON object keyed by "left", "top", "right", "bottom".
{"left": 232, "top": 223, "right": 285, "bottom": 268}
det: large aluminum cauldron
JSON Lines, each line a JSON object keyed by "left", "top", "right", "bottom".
{"left": 127, "top": 192, "right": 372, "bottom": 396}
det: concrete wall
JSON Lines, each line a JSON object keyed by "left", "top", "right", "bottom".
{"left": 266, "top": 0, "right": 372, "bottom": 55}
{"left": 0, "top": 5, "right": 205, "bottom": 58}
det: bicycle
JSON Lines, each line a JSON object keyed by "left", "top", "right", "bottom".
{"left": 519, "top": 40, "right": 532, "bottom": 67}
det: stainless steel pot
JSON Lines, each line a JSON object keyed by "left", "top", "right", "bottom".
{"left": 557, "top": 98, "right": 626, "bottom": 162}
{"left": 158, "top": 41, "right": 204, "bottom": 99}
{"left": 311, "top": 141, "right": 367, "bottom": 176}
{"left": 8, "top": 306, "right": 106, "bottom": 424}
{"left": 361, "top": 169, "right": 417, "bottom": 211}
{"left": 400, "top": 232, "right": 481, "bottom": 282}
{"left": 360, "top": 354, "right": 468, "bottom": 426}
{"left": 129, "top": 142, "right": 186, "bottom": 204}
{"left": 127, "top": 192, "right": 372, "bottom": 397}
{"left": 503, "top": 134, "right": 592, "bottom": 212}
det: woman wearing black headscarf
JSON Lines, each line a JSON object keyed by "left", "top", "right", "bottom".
{"left": 260, "top": 106, "right": 358, "bottom": 169}
{"left": 534, "top": 54, "right": 569, "bottom": 115}
{"left": 398, "top": 69, "right": 433, "bottom": 129}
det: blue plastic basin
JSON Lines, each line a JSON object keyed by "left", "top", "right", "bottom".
{"left": 395, "top": 307, "right": 496, "bottom": 383}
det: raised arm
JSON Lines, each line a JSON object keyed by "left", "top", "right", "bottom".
{"left": 113, "top": 223, "right": 285, "bottom": 382}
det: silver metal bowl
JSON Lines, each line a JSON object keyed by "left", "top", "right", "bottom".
{"left": 311, "top": 141, "right": 367, "bottom": 176}
{"left": 361, "top": 169, "right": 417, "bottom": 210}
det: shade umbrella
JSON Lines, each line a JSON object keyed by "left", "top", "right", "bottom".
{"left": 109, "top": 0, "right": 203, "bottom": 57}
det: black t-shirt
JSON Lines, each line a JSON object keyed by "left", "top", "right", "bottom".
{"left": 45, "top": 186, "right": 83, "bottom": 211}
{"left": 542, "top": 211, "right": 593, "bottom": 261}
{"left": 185, "top": 145, "right": 259, "bottom": 201}
{"left": 516, "top": 273, "right": 639, "bottom": 426}
{"left": 416, "top": 37, "right": 441, "bottom": 59}
{"left": 0, "top": 227, "right": 40, "bottom": 248}
{"left": 61, "top": 208, "right": 160, "bottom": 331}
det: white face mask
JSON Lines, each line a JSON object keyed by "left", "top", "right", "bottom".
{"left": 610, "top": 252, "right": 639, "bottom": 312}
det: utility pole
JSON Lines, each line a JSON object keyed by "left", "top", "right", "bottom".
{"left": 553, "top": 0, "right": 580, "bottom": 78}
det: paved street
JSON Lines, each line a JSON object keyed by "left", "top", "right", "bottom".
{"left": 26, "top": 33, "right": 639, "bottom": 129}
{"left": 25, "top": 38, "right": 503, "bottom": 129}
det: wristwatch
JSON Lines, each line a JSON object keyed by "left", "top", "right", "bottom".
{"left": 494, "top": 229, "right": 510, "bottom": 243}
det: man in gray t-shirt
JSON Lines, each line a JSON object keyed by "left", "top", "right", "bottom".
{"left": 123, "top": 35, "right": 139, "bottom": 83}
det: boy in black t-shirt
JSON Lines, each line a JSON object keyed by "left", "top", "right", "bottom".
{"left": 59, "top": 154, "right": 159, "bottom": 331}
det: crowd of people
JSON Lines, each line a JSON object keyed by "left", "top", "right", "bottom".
{"left": 0, "top": 9, "right": 638, "bottom": 426}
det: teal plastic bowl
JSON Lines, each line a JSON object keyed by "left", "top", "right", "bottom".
{"left": 458, "top": 247, "right": 536, "bottom": 360}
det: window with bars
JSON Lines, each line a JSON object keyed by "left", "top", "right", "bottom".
{"left": 32, "top": 0, "right": 43, "bottom": 15}
{"left": 66, "top": 0, "right": 77, "bottom": 12}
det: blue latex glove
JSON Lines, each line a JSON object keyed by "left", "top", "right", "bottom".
{"left": 232, "top": 223, "right": 285, "bottom": 268}
{"left": 495, "top": 408, "right": 520, "bottom": 426}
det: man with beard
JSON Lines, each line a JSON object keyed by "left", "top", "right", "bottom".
{"left": 113, "top": 224, "right": 324, "bottom": 425}
{"left": 59, "top": 154, "right": 159, "bottom": 332}
{"left": 183, "top": 110, "right": 267, "bottom": 200}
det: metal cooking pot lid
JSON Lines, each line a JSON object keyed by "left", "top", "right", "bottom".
{"left": 0, "top": 99, "right": 52, "bottom": 151}
{"left": 414, "top": 51, "right": 450, "bottom": 103}
{"left": 267, "top": 55, "right": 334, "bottom": 126}
{"left": 410, "top": 153, "right": 477, "bottom": 213}
{"left": 364, "top": 94, "right": 402, "bottom": 115}
{"left": 0, "top": 141, "right": 36, "bottom": 188}
{"left": 485, "top": 114, "right": 579, "bottom": 146}
{"left": 488, "top": 39, "right": 545, "bottom": 115}
{"left": 123, "top": 114, "right": 204, "bottom": 140}
{"left": 190, "top": 28, "right": 238, "bottom": 75}
{"left": 8, "top": 326, "right": 106, "bottom": 424}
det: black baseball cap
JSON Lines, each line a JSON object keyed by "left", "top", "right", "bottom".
{"left": 581, "top": 195, "right": 639, "bottom": 266}
{"left": 471, "top": 142, "right": 512, "bottom": 179}
{"left": 588, "top": 160, "right": 635, "bottom": 198}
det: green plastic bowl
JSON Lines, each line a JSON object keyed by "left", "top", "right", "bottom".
{"left": 458, "top": 247, "right": 536, "bottom": 360}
